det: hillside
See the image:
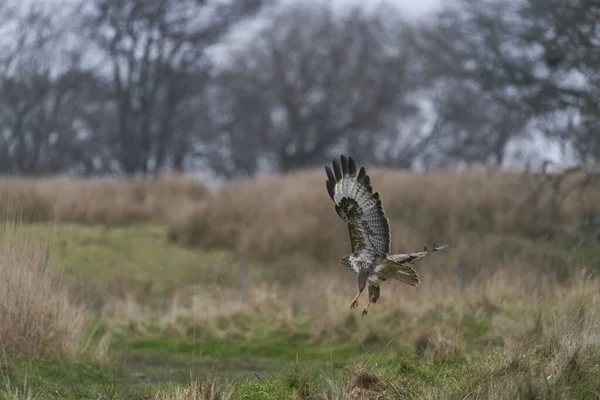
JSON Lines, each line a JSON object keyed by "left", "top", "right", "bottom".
{"left": 169, "top": 166, "right": 600, "bottom": 280}
{"left": 0, "top": 167, "right": 599, "bottom": 399}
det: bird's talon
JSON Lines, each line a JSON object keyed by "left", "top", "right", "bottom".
{"left": 350, "top": 300, "right": 358, "bottom": 309}
{"left": 361, "top": 308, "right": 368, "bottom": 316}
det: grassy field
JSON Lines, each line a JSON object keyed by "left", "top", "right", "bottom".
{"left": 0, "top": 167, "right": 599, "bottom": 399}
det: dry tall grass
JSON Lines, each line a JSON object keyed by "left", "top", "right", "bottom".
{"left": 155, "top": 380, "right": 231, "bottom": 400}
{"left": 101, "top": 260, "right": 598, "bottom": 350}
{"left": 168, "top": 167, "right": 599, "bottom": 281}
{"left": 0, "top": 175, "right": 206, "bottom": 225}
{"left": 1, "top": 169, "right": 597, "bottom": 398}
{"left": 0, "top": 221, "right": 87, "bottom": 359}
{"left": 105, "top": 263, "right": 600, "bottom": 399}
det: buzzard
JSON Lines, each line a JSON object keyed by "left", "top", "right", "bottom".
{"left": 325, "top": 155, "right": 449, "bottom": 316}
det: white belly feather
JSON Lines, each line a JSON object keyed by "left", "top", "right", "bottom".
{"left": 368, "top": 263, "right": 387, "bottom": 285}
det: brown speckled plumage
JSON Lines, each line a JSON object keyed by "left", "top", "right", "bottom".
{"left": 325, "top": 155, "right": 450, "bottom": 316}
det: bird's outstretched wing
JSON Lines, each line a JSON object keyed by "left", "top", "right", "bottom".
{"left": 374, "top": 242, "right": 450, "bottom": 287}
{"left": 325, "top": 155, "right": 391, "bottom": 255}
{"left": 387, "top": 242, "right": 450, "bottom": 265}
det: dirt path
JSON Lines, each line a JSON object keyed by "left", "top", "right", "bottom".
{"left": 114, "top": 353, "right": 282, "bottom": 384}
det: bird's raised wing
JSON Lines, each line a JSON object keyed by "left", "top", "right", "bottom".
{"left": 325, "top": 155, "right": 391, "bottom": 255}
{"left": 387, "top": 242, "right": 450, "bottom": 265}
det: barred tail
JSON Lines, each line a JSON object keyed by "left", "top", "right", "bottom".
{"left": 385, "top": 242, "right": 450, "bottom": 286}
{"left": 375, "top": 254, "right": 420, "bottom": 287}
{"left": 393, "top": 263, "right": 420, "bottom": 286}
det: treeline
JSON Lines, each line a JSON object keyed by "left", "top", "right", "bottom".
{"left": 0, "top": 0, "right": 598, "bottom": 178}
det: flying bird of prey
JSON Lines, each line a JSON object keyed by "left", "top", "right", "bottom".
{"left": 325, "top": 155, "right": 449, "bottom": 316}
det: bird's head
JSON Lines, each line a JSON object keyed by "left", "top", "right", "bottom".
{"left": 340, "top": 255, "right": 352, "bottom": 269}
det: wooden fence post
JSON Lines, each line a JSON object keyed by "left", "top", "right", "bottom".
{"left": 39, "top": 248, "right": 49, "bottom": 272}
{"left": 454, "top": 262, "right": 463, "bottom": 291}
{"left": 240, "top": 260, "right": 248, "bottom": 304}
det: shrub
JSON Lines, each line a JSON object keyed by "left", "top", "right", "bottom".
{"left": 0, "top": 221, "right": 87, "bottom": 358}
{"left": 168, "top": 167, "right": 597, "bottom": 273}
{"left": 0, "top": 175, "right": 207, "bottom": 225}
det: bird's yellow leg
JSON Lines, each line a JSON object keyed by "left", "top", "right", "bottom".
{"left": 350, "top": 292, "right": 362, "bottom": 309}
{"left": 361, "top": 300, "right": 372, "bottom": 316}
{"left": 352, "top": 273, "right": 367, "bottom": 310}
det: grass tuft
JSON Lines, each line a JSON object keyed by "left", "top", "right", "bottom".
{"left": 156, "top": 379, "right": 231, "bottom": 400}
{"left": 0, "top": 175, "right": 206, "bottom": 226}
{"left": 167, "top": 168, "right": 599, "bottom": 282}
{"left": 284, "top": 364, "right": 315, "bottom": 399}
{"left": 0, "top": 221, "right": 87, "bottom": 359}
{"left": 0, "top": 169, "right": 597, "bottom": 398}
{"left": 348, "top": 364, "right": 382, "bottom": 392}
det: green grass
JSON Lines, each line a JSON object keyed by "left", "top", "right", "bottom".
{"left": 574, "top": 244, "right": 600, "bottom": 270}
{"left": 2, "top": 224, "right": 237, "bottom": 305}
{"left": 116, "top": 333, "right": 381, "bottom": 364}
{"left": 0, "top": 358, "right": 168, "bottom": 399}
{"left": 5, "top": 316, "right": 600, "bottom": 399}
{"left": 1, "top": 355, "right": 296, "bottom": 399}
{"left": 105, "top": 328, "right": 402, "bottom": 388}
{"left": 6, "top": 223, "right": 592, "bottom": 305}
{"left": 0, "top": 350, "right": 474, "bottom": 399}
{"left": 3, "top": 222, "right": 600, "bottom": 399}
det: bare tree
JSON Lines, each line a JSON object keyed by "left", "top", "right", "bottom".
{"left": 207, "top": 2, "right": 434, "bottom": 177}
{"left": 80, "top": 0, "right": 266, "bottom": 176}
{"left": 420, "top": 81, "right": 531, "bottom": 168}
{"left": 415, "top": 0, "right": 600, "bottom": 166}
{"left": 0, "top": 2, "right": 98, "bottom": 175}
{"left": 412, "top": 0, "right": 541, "bottom": 168}
{"left": 519, "top": 0, "right": 600, "bottom": 163}
{"left": 0, "top": 70, "right": 104, "bottom": 175}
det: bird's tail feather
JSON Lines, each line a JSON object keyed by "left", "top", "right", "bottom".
{"left": 394, "top": 266, "right": 420, "bottom": 286}
{"left": 375, "top": 254, "right": 420, "bottom": 286}
{"left": 375, "top": 241, "right": 450, "bottom": 287}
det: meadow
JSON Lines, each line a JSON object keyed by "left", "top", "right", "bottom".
{"left": 0, "top": 166, "right": 599, "bottom": 399}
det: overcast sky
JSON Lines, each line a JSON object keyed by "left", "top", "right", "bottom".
{"left": 289, "top": 0, "right": 443, "bottom": 18}
{"left": 26, "top": 0, "right": 568, "bottom": 168}
{"left": 378, "top": 0, "right": 442, "bottom": 16}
